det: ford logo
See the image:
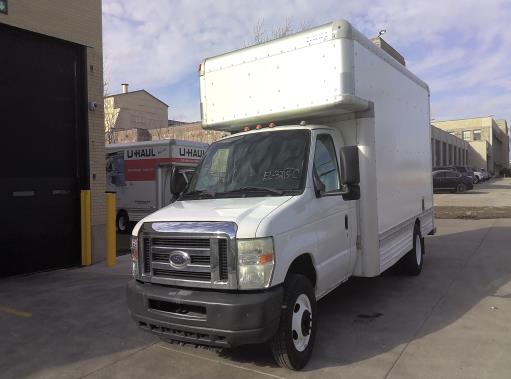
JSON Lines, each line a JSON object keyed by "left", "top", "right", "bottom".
{"left": 169, "top": 251, "right": 190, "bottom": 269}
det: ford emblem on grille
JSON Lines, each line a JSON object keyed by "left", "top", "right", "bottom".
{"left": 169, "top": 251, "right": 190, "bottom": 269}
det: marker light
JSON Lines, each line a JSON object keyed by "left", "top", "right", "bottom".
{"left": 255, "top": 124, "right": 262, "bottom": 129}
{"left": 268, "top": 122, "right": 276, "bottom": 128}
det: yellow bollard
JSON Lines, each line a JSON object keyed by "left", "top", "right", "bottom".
{"left": 80, "top": 190, "right": 92, "bottom": 266}
{"left": 106, "top": 192, "right": 117, "bottom": 267}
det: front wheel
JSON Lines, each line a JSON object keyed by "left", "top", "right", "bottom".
{"left": 271, "top": 274, "right": 317, "bottom": 370}
{"left": 456, "top": 183, "right": 466, "bottom": 193}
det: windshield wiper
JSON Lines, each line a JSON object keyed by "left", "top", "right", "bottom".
{"left": 224, "top": 186, "right": 285, "bottom": 195}
{"left": 180, "top": 189, "right": 216, "bottom": 199}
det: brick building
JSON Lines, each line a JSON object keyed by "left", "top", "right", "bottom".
{"left": 104, "top": 84, "right": 169, "bottom": 143}
{"left": 431, "top": 126, "right": 470, "bottom": 168}
{"left": 1, "top": 0, "right": 105, "bottom": 275}
{"left": 432, "top": 116, "right": 510, "bottom": 174}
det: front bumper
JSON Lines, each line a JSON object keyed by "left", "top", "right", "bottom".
{"left": 127, "top": 280, "right": 283, "bottom": 348}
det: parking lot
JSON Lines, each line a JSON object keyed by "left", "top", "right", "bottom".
{"left": 1, "top": 217, "right": 510, "bottom": 379}
{"left": 435, "top": 177, "right": 511, "bottom": 218}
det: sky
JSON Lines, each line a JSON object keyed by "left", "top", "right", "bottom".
{"left": 102, "top": 0, "right": 511, "bottom": 132}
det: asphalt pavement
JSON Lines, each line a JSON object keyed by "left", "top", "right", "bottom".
{"left": 1, "top": 218, "right": 510, "bottom": 379}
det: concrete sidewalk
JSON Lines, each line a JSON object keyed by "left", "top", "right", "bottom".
{"left": 1, "top": 219, "right": 510, "bottom": 378}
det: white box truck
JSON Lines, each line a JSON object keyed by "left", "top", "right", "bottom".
{"left": 127, "top": 20, "right": 434, "bottom": 370}
{"left": 106, "top": 139, "right": 208, "bottom": 232}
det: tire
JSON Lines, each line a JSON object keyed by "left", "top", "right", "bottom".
{"left": 271, "top": 274, "right": 317, "bottom": 370}
{"left": 474, "top": 176, "right": 479, "bottom": 184}
{"left": 402, "top": 224, "right": 424, "bottom": 276}
{"left": 116, "top": 210, "right": 129, "bottom": 234}
{"left": 456, "top": 183, "right": 466, "bottom": 193}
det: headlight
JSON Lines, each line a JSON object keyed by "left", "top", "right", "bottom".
{"left": 131, "top": 236, "right": 139, "bottom": 278}
{"left": 237, "top": 237, "right": 274, "bottom": 289}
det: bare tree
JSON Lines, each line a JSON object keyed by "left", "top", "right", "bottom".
{"left": 243, "top": 18, "right": 313, "bottom": 48}
{"left": 104, "top": 96, "right": 119, "bottom": 144}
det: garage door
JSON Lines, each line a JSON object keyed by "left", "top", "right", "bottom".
{"left": 0, "top": 24, "right": 88, "bottom": 277}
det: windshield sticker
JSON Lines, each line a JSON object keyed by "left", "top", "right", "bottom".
{"left": 263, "top": 168, "right": 300, "bottom": 181}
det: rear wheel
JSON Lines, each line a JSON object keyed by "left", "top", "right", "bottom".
{"left": 456, "top": 183, "right": 466, "bottom": 193}
{"left": 402, "top": 224, "right": 424, "bottom": 276}
{"left": 116, "top": 210, "right": 129, "bottom": 234}
{"left": 474, "top": 176, "right": 479, "bottom": 184}
{"left": 271, "top": 274, "right": 317, "bottom": 370}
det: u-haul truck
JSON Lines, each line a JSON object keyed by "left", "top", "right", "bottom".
{"left": 106, "top": 139, "right": 208, "bottom": 232}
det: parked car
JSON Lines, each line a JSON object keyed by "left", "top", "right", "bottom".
{"left": 480, "top": 168, "right": 491, "bottom": 180}
{"left": 434, "top": 165, "right": 475, "bottom": 183}
{"left": 471, "top": 168, "right": 484, "bottom": 183}
{"left": 433, "top": 170, "right": 474, "bottom": 193}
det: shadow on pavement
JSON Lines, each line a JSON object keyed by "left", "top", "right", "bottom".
{"left": 214, "top": 223, "right": 511, "bottom": 372}
{"left": 1, "top": 222, "right": 509, "bottom": 376}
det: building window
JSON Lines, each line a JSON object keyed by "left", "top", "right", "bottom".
{"left": 463, "top": 130, "right": 472, "bottom": 141}
{"left": 0, "top": 0, "right": 7, "bottom": 14}
{"left": 473, "top": 129, "right": 481, "bottom": 141}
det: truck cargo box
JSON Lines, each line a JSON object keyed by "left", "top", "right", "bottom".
{"left": 200, "top": 20, "right": 433, "bottom": 276}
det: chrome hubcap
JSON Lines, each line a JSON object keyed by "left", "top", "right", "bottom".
{"left": 415, "top": 235, "right": 422, "bottom": 265}
{"left": 292, "top": 294, "right": 312, "bottom": 352}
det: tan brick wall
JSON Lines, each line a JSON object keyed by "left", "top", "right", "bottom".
{"left": 151, "top": 123, "right": 229, "bottom": 144}
{"left": 113, "top": 128, "right": 152, "bottom": 144}
{"left": 106, "top": 91, "right": 168, "bottom": 131}
{"left": 432, "top": 116, "right": 509, "bottom": 173}
{"left": 109, "top": 123, "right": 230, "bottom": 145}
{"left": 1, "top": 1, "right": 106, "bottom": 258}
{"left": 0, "top": 0, "right": 101, "bottom": 47}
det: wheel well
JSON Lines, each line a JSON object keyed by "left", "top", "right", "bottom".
{"left": 286, "top": 254, "right": 317, "bottom": 288}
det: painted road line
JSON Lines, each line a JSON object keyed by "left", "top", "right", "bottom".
{"left": 0, "top": 305, "right": 32, "bottom": 318}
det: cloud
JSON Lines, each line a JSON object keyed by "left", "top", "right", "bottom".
{"left": 103, "top": 0, "right": 511, "bottom": 125}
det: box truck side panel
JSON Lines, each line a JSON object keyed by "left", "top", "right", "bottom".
{"left": 353, "top": 41, "right": 433, "bottom": 271}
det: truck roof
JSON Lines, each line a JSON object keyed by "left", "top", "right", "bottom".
{"left": 199, "top": 19, "right": 429, "bottom": 132}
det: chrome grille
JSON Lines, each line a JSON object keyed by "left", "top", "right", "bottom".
{"left": 152, "top": 238, "right": 210, "bottom": 248}
{"left": 142, "top": 235, "right": 237, "bottom": 288}
{"left": 143, "top": 238, "right": 151, "bottom": 274}
{"left": 139, "top": 221, "right": 237, "bottom": 290}
{"left": 153, "top": 268, "right": 212, "bottom": 281}
{"left": 218, "top": 239, "right": 228, "bottom": 280}
{"left": 149, "top": 238, "right": 226, "bottom": 283}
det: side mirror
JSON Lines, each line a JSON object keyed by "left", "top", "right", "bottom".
{"left": 340, "top": 146, "right": 360, "bottom": 201}
{"left": 340, "top": 146, "right": 360, "bottom": 185}
{"left": 170, "top": 166, "right": 187, "bottom": 196}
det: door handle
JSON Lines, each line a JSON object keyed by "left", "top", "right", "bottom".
{"left": 345, "top": 214, "right": 348, "bottom": 230}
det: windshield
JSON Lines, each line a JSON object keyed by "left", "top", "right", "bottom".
{"left": 181, "top": 129, "right": 310, "bottom": 199}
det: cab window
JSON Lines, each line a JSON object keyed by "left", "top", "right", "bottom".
{"left": 313, "top": 134, "right": 340, "bottom": 192}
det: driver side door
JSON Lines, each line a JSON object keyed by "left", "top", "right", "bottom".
{"left": 311, "top": 131, "right": 351, "bottom": 297}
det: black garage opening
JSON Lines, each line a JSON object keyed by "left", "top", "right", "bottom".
{"left": 0, "top": 23, "right": 88, "bottom": 277}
